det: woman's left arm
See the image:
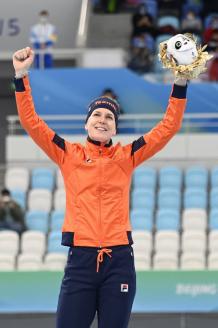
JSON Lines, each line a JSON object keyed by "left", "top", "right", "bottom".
{"left": 125, "top": 79, "right": 188, "bottom": 168}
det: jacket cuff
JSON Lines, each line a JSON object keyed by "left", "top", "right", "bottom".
{"left": 171, "top": 84, "right": 187, "bottom": 99}
{"left": 14, "top": 76, "right": 30, "bottom": 92}
{"left": 14, "top": 78, "right": 25, "bottom": 92}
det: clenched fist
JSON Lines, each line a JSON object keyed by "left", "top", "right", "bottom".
{"left": 13, "top": 47, "right": 35, "bottom": 78}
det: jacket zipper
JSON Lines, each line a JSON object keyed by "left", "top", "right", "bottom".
{"left": 99, "top": 148, "right": 103, "bottom": 248}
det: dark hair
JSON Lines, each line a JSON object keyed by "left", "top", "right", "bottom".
{"left": 39, "top": 10, "right": 49, "bottom": 16}
{"left": 101, "top": 88, "right": 117, "bottom": 100}
{"left": 102, "top": 88, "right": 113, "bottom": 94}
{"left": 1, "top": 188, "right": 10, "bottom": 196}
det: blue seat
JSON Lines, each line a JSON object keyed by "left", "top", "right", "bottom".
{"left": 211, "top": 167, "right": 218, "bottom": 188}
{"left": 209, "top": 209, "right": 218, "bottom": 230}
{"left": 31, "top": 168, "right": 55, "bottom": 191}
{"left": 156, "top": 209, "right": 180, "bottom": 230}
{"left": 11, "top": 189, "right": 26, "bottom": 209}
{"left": 50, "top": 210, "right": 65, "bottom": 231}
{"left": 47, "top": 231, "right": 68, "bottom": 253}
{"left": 204, "top": 13, "right": 218, "bottom": 28}
{"left": 157, "top": 16, "right": 180, "bottom": 30}
{"left": 130, "top": 209, "right": 153, "bottom": 231}
{"left": 155, "top": 34, "right": 173, "bottom": 53}
{"left": 210, "top": 188, "right": 218, "bottom": 210}
{"left": 159, "top": 166, "right": 182, "bottom": 189}
{"left": 143, "top": 0, "right": 158, "bottom": 18}
{"left": 158, "top": 188, "right": 181, "bottom": 210}
{"left": 185, "top": 166, "right": 208, "bottom": 189}
{"left": 131, "top": 188, "right": 155, "bottom": 211}
{"left": 153, "top": 55, "right": 166, "bottom": 74}
{"left": 184, "top": 188, "right": 207, "bottom": 209}
{"left": 133, "top": 167, "right": 156, "bottom": 190}
{"left": 25, "top": 210, "right": 49, "bottom": 233}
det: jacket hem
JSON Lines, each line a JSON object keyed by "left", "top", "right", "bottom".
{"left": 61, "top": 231, "right": 133, "bottom": 247}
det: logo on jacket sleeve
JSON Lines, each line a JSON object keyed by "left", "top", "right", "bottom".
{"left": 121, "top": 284, "right": 129, "bottom": 292}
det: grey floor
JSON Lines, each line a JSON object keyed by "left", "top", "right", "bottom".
{"left": 1, "top": 313, "right": 218, "bottom": 328}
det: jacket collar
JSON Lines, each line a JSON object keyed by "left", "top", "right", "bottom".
{"left": 87, "top": 136, "right": 113, "bottom": 148}
{"left": 86, "top": 136, "right": 114, "bottom": 156}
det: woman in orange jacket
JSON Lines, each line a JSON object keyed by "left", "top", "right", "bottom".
{"left": 13, "top": 47, "right": 187, "bottom": 328}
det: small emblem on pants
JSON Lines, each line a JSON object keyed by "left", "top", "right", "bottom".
{"left": 121, "top": 284, "right": 128, "bottom": 292}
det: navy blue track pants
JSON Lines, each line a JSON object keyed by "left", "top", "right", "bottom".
{"left": 56, "top": 245, "right": 136, "bottom": 328}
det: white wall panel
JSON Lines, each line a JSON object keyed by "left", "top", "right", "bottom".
{"left": 6, "top": 134, "right": 218, "bottom": 163}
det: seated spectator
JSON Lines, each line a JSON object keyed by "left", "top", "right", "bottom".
{"left": 208, "top": 50, "right": 218, "bottom": 81}
{"left": 132, "top": 4, "right": 157, "bottom": 38}
{"left": 132, "top": 32, "right": 155, "bottom": 52}
{"left": 182, "top": 0, "right": 203, "bottom": 17}
{"left": 143, "top": 0, "right": 158, "bottom": 19}
{"left": 204, "top": 15, "right": 218, "bottom": 44}
{"left": 128, "top": 32, "right": 154, "bottom": 74}
{"left": 181, "top": 9, "right": 203, "bottom": 36}
{"left": 158, "top": 0, "right": 182, "bottom": 17}
{"left": 0, "top": 188, "right": 26, "bottom": 234}
{"left": 207, "top": 29, "right": 218, "bottom": 53}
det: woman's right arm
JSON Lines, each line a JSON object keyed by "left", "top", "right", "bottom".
{"left": 13, "top": 47, "right": 66, "bottom": 166}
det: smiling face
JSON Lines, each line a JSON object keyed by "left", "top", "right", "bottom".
{"left": 85, "top": 108, "right": 116, "bottom": 144}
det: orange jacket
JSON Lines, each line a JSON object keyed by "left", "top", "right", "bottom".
{"left": 15, "top": 76, "right": 187, "bottom": 247}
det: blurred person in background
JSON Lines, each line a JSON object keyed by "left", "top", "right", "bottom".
{"left": 0, "top": 188, "right": 25, "bottom": 234}
{"left": 158, "top": 0, "right": 182, "bottom": 17}
{"left": 208, "top": 50, "right": 218, "bottom": 81}
{"left": 206, "top": 29, "right": 218, "bottom": 53}
{"left": 30, "top": 10, "right": 57, "bottom": 69}
{"left": 128, "top": 32, "right": 154, "bottom": 74}
{"left": 101, "top": 87, "right": 118, "bottom": 100}
{"left": 203, "top": 15, "right": 218, "bottom": 44}
{"left": 182, "top": 0, "right": 203, "bottom": 17}
{"left": 181, "top": 9, "right": 203, "bottom": 37}
{"left": 101, "top": 88, "right": 124, "bottom": 114}
{"left": 13, "top": 46, "right": 187, "bottom": 328}
{"left": 207, "top": 38, "right": 218, "bottom": 81}
{"left": 132, "top": 3, "right": 156, "bottom": 38}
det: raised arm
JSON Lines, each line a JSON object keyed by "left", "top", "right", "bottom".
{"left": 13, "top": 47, "right": 66, "bottom": 166}
{"left": 124, "top": 78, "right": 187, "bottom": 169}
